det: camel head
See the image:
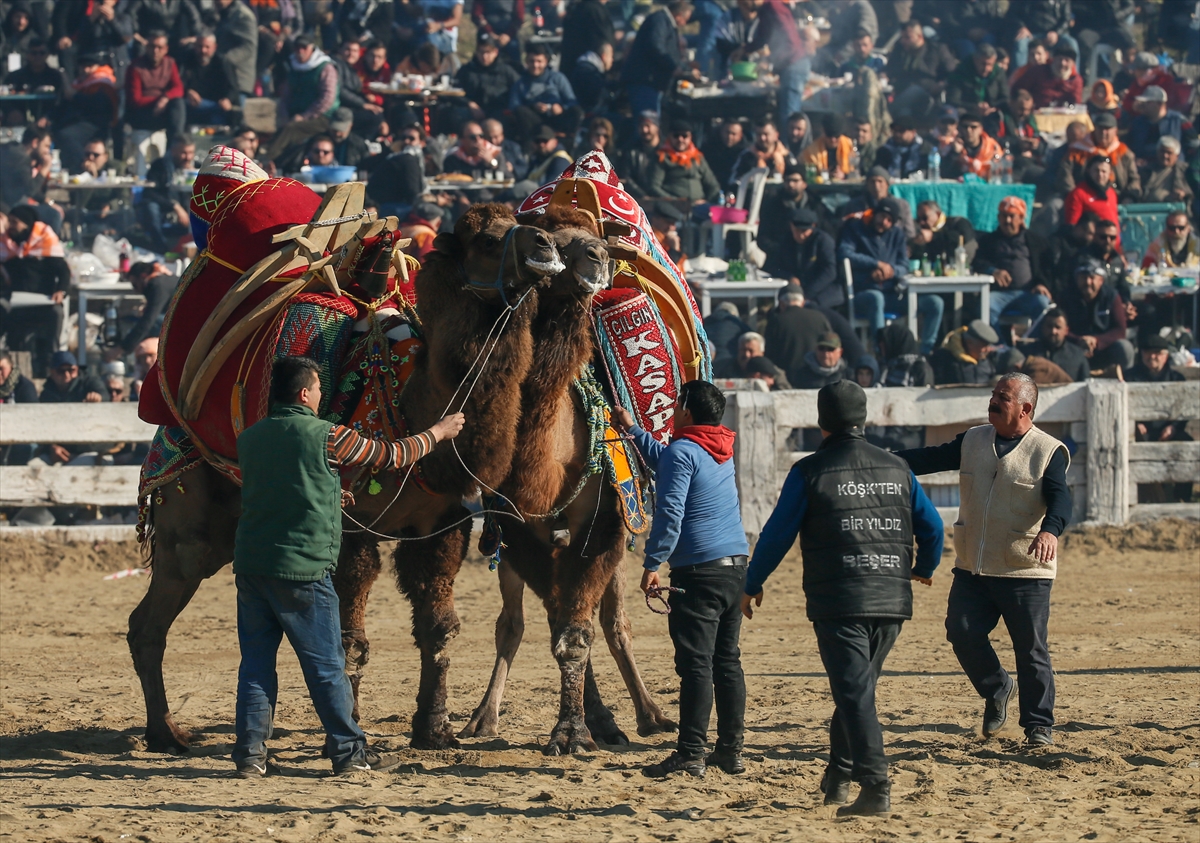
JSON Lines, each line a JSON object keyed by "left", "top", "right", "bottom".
{"left": 517, "top": 206, "right": 622, "bottom": 301}
{"left": 432, "top": 203, "right": 564, "bottom": 303}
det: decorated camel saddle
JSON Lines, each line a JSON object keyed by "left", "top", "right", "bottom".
{"left": 516, "top": 149, "right": 712, "bottom": 445}
{"left": 137, "top": 146, "right": 421, "bottom": 525}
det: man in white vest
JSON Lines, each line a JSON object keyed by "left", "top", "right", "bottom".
{"left": 897, "top": 373, "right": 1071, "bottom": 747}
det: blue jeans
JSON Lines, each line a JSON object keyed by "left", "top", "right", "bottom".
{"left": 945, "top": 568, "right": 1054, "bottom": 731}
{"left": 990, "top": 287, "right": 1050, "bottom": 328}
{"left": 690, "top": 0, "right": 728, "bottom": 79}
{"left": 778, "top": 58, "right": 811, "bottom": 124}
{"left": 628, "top": 83, "right": 662, "bottom": 116}
{"left": 233, "top": 572, "right": 366, "bottom": 770}
{"left": 855, "top": 289, "right": 944, "bottom": 355}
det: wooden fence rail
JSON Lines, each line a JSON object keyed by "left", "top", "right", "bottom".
{"left": 0, "top": 383, "right": 1196, "bottom": 527}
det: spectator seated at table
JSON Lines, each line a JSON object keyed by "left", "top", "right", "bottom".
{"left": 838, "top": 196, "right": 944, "bottom": 354}
{"left": 265, "top": 35, "right": 341, "bottom": 162}
{"left": 570, "top": 42, "right": 614, "bottom": 116}
{"left": 782, "top": 113, "right": 814, "bottom": 162}
{"left": 853, "top": 119, "right": 881, "bottom": 175}
{"left": 1120, "top": 52, "right": 1186, "bottom": 118}
{"left": 929, "top": 105, "right": 960, "bottom": 159}
{"left": 5, "top": 38, "right": 64, "bottom": 107}
{"left": 1139, "top": 137, "right": 1194, "bottom": 205}
{"left": 1021, "top": 307, "right": 1090, "bottom": 382}
{"left": 1007, "top": 37, "right": 1048, "bottom": 96}
{"left": 1058, "top": 258, "right": 1135, "bottom": 373}
{"left": 1017, "top": 42, "right": 1082, "bottom": 108}
{"left": 930, "top": 319, "right": 998, "bottom": 386}
{"left": 836, "top": 167, "right": 915, "bottom": 239}
{"left": 365, "top": 127, "right": 426, "bottom": 219}
{"left": 705, "top": 302, "right": 752, "bottom": 376}
{"left": 443, "top": 120, "right": 507, "bottom": 181}
{"left": 765, "top": 207, "right": 840, "bottom": 309}
{"left": 560, "top": 0, "right": 616, "bottom": 75}
{"left": 334, "top": 40, "right": 385, "bottom": 139}
{"left": 1005, "top": 0, "right": 1077, "bottom": 68}
{"left": 1055, "top": 112, "right": 1141, "bottom": 203}
{"left": 1085, "top": 79, "right": 1121, "bottom": 124}
{"left": 1049, "top": 212, "right": 1098, "bottom": 286}
{"left": 972, "top": 195, "right": 1053, "bottom": 328}
{"left": 837, "top": 29, "right": 889, "bottom": 142}
{"left": 731, "top": 118, "right": 796, "bottom": 186}
{"left": 908, "top": 200, "right": 977, "bottom": 270}
{"left": 113, "top": 261, "right": 178, "bottom": 357}
{"left": 994, "top": 89, "right": 1047, "bottom": 184}
{"left": 327, "top": 109, "right": 371, "bottom": 168}
{"left": 619, "top": 1, "right": 690, "bottom": 116}
{"left": 874, "top": 116, "right": 931, "bottom": 180}
{"left": 516, "top": 125, "right": 573, "bottom": 191}
{"left": 759, "top": 166, "right": 830, "bottom": 258}
{"left": 743, "top": 355, "right": 791, "bottom": 390}
{"left": 179, "top": 32, "right": 237, "bottom": 127}
{"left": 399, "top": 202, "right": 444, "bottom": 260}
{"left": 0, "top": 205, "right": 69, "bottom": 356}
{"left": 65, "top": 139, "right": 130, "bottom": 241}
{"left": 764, "top": 285, "right": 833, "bottom": 387}
{"left": 1087, "top": 218, "right": 1135, "bottom": 312}
{"left": 1127, "top": 86, "right": 1197, "bottom": 164}
{"left": 889, "top": 22, "right": 954, "bottom": 120}
{"left": 1143, "top": 211, "right": 1199, "bottom": 269}
{"left": 509, "top": 43, "right": 582, "bottom": 144}
{"left": 821, "top": 0, "right": 877, "bottom": 66}
{"left": 1063, "top": 154, "right": 1120, "bottom": 247}
{"left": 941, "top": 110, "right": 1003, "bottom": 181}
{"left": 355, "top": 39, "right": 391, "bottom": 110}
{"left": 125, "top": 30, "right": 186, "bottom": 142}
{"left": 456, "top": 34, "right": 519, "bottom": 122}
{"left": 649, "top": 119, "right": 721, "bottom": 205}
{"left": 484, "top": 118, "right": 527, "bottom": 182}
{"left": 615, "top": 111, "right": 661, "bottom": 200}
{"left": 945, "top": 44, "right": 1008, "bottom": 122}
{"left": 703, "top": 121, "right": 748, "bottom": 195}
{"left": 799, "top": 113, "right": 856, "bottom": 182}
{"left": 137, "top": 135, "right": 195, "bottom": 254}
{"left": 51, "top": 53, "right": 119, "bottom": 173}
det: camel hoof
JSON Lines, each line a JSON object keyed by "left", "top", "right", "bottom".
{"left": 457, "top": 710, "right": 500, "bottom": 739}
{"left": 144, "top": 729, "right": 191, "bottom": 755}
{"left": 411, "top": 723, "right": 462, "bottom": 750}
{"left": 592, "top": 726, "right": 629, "bottom": 747}
{"left": 544, "top": 725, "right": 597, "bottom": 756}
{"left": 636, "top": 716, "right": 678, "bottom": 737}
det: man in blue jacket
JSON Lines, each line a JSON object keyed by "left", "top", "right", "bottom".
{"left": 742, "top": 380, "right": 943, "bottom": 816}
{"left": 620, "top": 1, "right": 692, "bottom": 116}
{"left": 615, "top": 380, "right": 749, "bottom": 779}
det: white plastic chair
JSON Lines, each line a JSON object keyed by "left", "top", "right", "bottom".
{"left": 710, "top": 166, "right": 769, "bottom": 261}
{"left": 844, "top": 257, "right": 872, "bottom": 344}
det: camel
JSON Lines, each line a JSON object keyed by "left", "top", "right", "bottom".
{"left": 128, "top": 204, "right": 563, "bottom": 753}
{"left": 456, "top": 205, "right": 676, "bottom": 754}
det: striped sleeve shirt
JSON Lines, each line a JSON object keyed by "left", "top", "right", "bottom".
{"left": 326, "top": 425, "right": 437, "bottom": 472}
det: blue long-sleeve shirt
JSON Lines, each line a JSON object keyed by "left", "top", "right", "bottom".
{"left": 836, "top": 217, "right": 910, "bottom": 292}
{"left": 631, "top": 426, "right": 749, "bottom": 570}
{"left": 745, "top": 466, "right": 943, "bottom": 595}
{"left": 509, "top": 68, "right": 578, "bottom": 111}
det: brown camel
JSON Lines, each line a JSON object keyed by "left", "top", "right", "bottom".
{"left": 127, "top": 204, "right": 563, "bottom": 753}
{"left": 457, "top": 206, "right": 676, "bottom": 754}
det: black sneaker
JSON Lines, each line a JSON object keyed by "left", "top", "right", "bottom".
{"left": 1025, "top": 726, "right": 1053, "bottom": 747}
{"left": 334, "top": 750, "right": 401, "bottom": 775}
{"left": 820, "top": 769, "right": 852, "bottom": 805}
{"left": 236, "top": 760, "right": 270, "bottom": 779}
{"left": 642, "top": 751, "right": 705, "bottom": 778}
{"left": 835, "top": 780, "right": 891, "bottom": 817}
{"left": 983, "top": 677, "right": 1015, "bottom": 738}
{"left": 705, "top": 750, "right": 745, "bottom": 775}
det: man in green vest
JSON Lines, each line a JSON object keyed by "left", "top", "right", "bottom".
{"left": 267, "top": 35, "right": 342, "bottom": 161}
{"left": 232, "top": 356, "right": 464, "bottom": 777}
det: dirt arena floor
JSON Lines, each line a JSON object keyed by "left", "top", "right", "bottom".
{"left": 1, "top": 521, "right": 1198, "bottom": 843}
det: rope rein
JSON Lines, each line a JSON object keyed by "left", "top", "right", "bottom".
{"left": 645, "top": 585, "right": 686, "bottom": 615}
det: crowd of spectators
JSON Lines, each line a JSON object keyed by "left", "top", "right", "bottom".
{"left": 0, "top": 0, "right": 1196, "bottom": 497}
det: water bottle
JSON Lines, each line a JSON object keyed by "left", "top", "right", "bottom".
{"left": 927, "top": 147, "right": 941, "bottom": 182}
{"left": 104, "top": 303, "right": 119, "bottom": 345}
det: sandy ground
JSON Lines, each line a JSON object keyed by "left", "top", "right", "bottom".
{"left": 1, "top": 522, "right": 1198, "bottom": 843}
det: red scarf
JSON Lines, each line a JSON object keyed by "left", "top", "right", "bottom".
{"left": 673, "top": 425, "right": 735, "bottom": 464}
{"left": 657, "top": 142, "right": 704, "bottom": 168}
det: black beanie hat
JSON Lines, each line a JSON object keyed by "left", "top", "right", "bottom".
{"left": 817, "top": 380, "right": 868, "bottom": 433}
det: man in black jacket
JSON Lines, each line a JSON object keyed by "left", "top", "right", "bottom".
{"left": 931, "top": 320, "right": 999, "bottom": 385}
{"left": 887, "top": 20, "right": 956, "bottom": 119}
{"left": 560, "top": 0, "right": 616, "bottom": 72}
{"left": 908, "top": 200, "right": 977, "bottom": 269}
{"left": 620, "top": 1, "right": 690, "bottom": 115}
{"left": 743, "top": 380, "right": 943, "bottom": 816}
{"left": 972, "top": 197, "right": 1054, "bottom": 328}
{"left": 180, "top": 32, "right": 237, "bottom": 126}
{"left": 615, "top": 112, "right": 661, "bottom": 200}
{"left": 764, "top": 287, "right": 834, "bottom": 388}
{"left": 455, "top": 35, "right": 520, "bottom": 121}
{"left": 767, "top": 207, "right": 840, "bottom": 309}
{"left": 1021, "top": 307, "right": 1090, "bottom": 382}
{"left": 366, "top": 129, "right": 425, "bottom": 217}
{"left": 945, "top": 44, "right": 1009, "bottom": 119}
{"left": 759, "top": 167, "right": 830, "bottom": 268}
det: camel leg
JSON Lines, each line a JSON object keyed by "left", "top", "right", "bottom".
{"left": 459, "top": 561, "right": 526, "bottom": 739}
{"left": 128, "top": 570, "right": 205, "bottom": 753}
{"left": 394, "top": 512, "right": 469, "bottom": 750}
{"left": 331, "top": 533, "right": 383, "bottom": 721}
{"left": 582, "top": 656, "right": 628, "bottom": 746}
{"left": 597, "top": 560, "right": 677, "bottom": 737}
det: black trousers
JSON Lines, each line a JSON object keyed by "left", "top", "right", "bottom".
{"left": 813, "top": 618, "right": 902, "bottom": 786}
{"left": 666, "top": 563, "right": 747, "bottom": 759}
{"left": 945, "top": 568, "right": 1054, "bottom": 731}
